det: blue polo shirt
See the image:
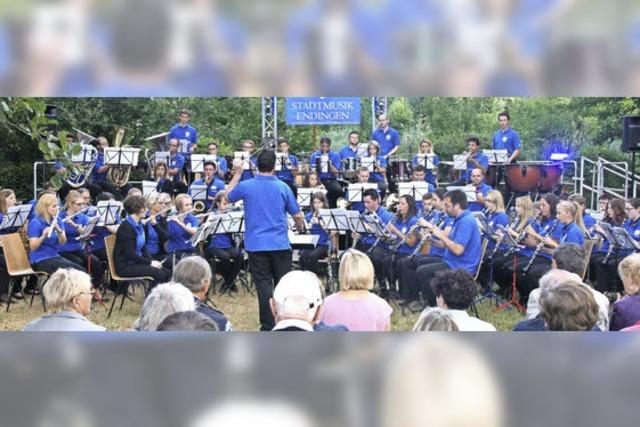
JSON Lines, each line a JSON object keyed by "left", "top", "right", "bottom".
{"left": 227, "top": 175, "right": 300, "bottom": 252}
{"left": 559, "top": 221, "right": 585, "bottom": 246}
{"left": 363, "top": 155, "right": 387, "bottom": 183}
{"left": 167, "top": 214, "right": 199, "bottom": 253}
{"left": 460, "top": 152, "right": 490, "bottom": 182}
{"left": 583, "top": 213, "right": 597, "bottom": 229}
{"left": 125, "top": 215, "right": 146, "bottom": 257}
{"left": 412, "top": 154, "right": 440, "bottom": 186}
{"left": 622, "top": 218, "right": 640, "bottom": 255}
{"left": 276, "top": 154, "right": 299, "bottom": 183}
{"left": 469, "top": 183, "right": 493, "bottom": 212}
{"left": 443, "top": 210, "right": 482, "bottom": 273}
{"left": 339, "top": 145, "right": 359, "bottom": 160}
{"left": 190, "top": 177, "right": 225, "bottom": 210}
{"left": 156, "top": 178, "right": 170, "bottom": 192}
{"left": 429, "top": 215, "right": 454, "bottom": 258}
{"left": 486, "top": 211, "right": 509, "bottom": 251}
{"left": 492, "top": 127, "right": 521, "bottom": 157}
{"left": 207, "top": 230, "right": 234, "bottom": 250}
{"left": 216, "top": 156, "right": 229, "bottom": 176}
{"left": 59, "top": 211, "right": 89, "bottom": 253}
{"left": 169, "top": 153, "right": 186, "bottom": 183}
{"left": 360, "top": 207, "right": 394, "bottom": 247}
{"left": 309, "top": 150, "right": 341, "bottom": 181}
{"left": 240, "top": 155, "right": 257, "bottom": 182}
{"left": 305, "top": 212, "right": 329, "bottom": 247}
{"left": 92, "top": 152, "right": 107, "bottom": 181}
{"left": 27, "top": 216, "right": 61, "bottom": 264}
{"left": 169, "top": 123, "right": 198, "bottom": 156}
{"left": 391, "top": 215, "right": 419, "bottom": 255}
{"left": 371, "top": 126, "right": 400, "bottom": 157}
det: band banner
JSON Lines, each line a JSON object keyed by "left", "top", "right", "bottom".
{"left": 285, "top": 97, "right": 361, "bottom": 125}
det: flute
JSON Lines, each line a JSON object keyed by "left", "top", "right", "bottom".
{"left": 141, "top": 206, "right": 173, "bottom": 225}
{"left": 63, "top": 206, "right": 90, "bottom": 224}
{"left": 45, "top": 214, "right": 58, "bottom": 239}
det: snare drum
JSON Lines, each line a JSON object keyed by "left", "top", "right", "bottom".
{"left": 342, "top": 157, "right": 358, "bottom": 179}
{"left": 390, "top": 158, "right": 411, "bottom": 182}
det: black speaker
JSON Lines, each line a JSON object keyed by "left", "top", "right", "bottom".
{"left": 622, "top": 115, "right": 640, "bottom": 152}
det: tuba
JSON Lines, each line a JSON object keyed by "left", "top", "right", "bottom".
{"left": 108, "top": 127, "right": 132, "bottom": 187}
{"left": 66, "top": 144, "right": 98, "bottom": 189}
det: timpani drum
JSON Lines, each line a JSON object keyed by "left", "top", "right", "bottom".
{"left": 390, "top": 158, "right": 411, "bottom": 182}
{"left": 505, "top": 163, "right": 562, "bottom": 193}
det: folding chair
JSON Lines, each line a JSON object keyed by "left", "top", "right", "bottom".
{"left": 104, "top": 235, "right": 152, "bottom": 318}
{"left": 581, "top": 239, "right": 597, "bottom": 282}
{"left": 0, "top": 233, "right": 49, "bottom": 312}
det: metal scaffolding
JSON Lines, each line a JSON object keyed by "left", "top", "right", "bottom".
{"left": 371, "top": 97, "right": 388, "bottom": 133}
{"left": 261, "top": 97, "right": 278, "bottom": 141}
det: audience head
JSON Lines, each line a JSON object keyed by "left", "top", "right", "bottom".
{"left": 173, "top": 256, "right": 212, "bottom": 297}
{"left": 551, "top": 244, "right": 587, "bottom": 276}
{"left": 431, "top": 269, "right": 478, "bottom": 311}
{"left": 42, "top": 269, "right": 94, "bottom": 316}
{"left": 539, "top": 281, "right": 599, "bottom": 331}
{"left": 135, "top": 283, "right": 196, "bottom": 331}
{"left": 339, "top": 249, "right": 375, "bottom": 291}
{"left": 618, "top": 253, "right": 640, "bottom": 296}
{"left": 412, "top": 308, "right": 460, "bottom": 332}
{"left": 270, "top": 271, "right": 323, "bottom": 324}
{"left": 538, "top": 269, "right": 583, "bottom": 293}
{"left": 156, "top": 311, "right": 219, "bottom": 331}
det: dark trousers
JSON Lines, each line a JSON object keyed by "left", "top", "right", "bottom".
{"left": 495, "top": 254, "right": 550, "bottom": 304}
{"left": 33, "top": 256, "right": 86, "bottom": 274}
{"left": 376, "top": 181, "right": 388, "bottom": 199}
{"left": 355, "top": 242, "right": 390, "bottom": 289}
{"left": 248, "top": 250, "right": 292, "bottom": 331}
{"left": 321, "top": 178, "right": 344, "bottom": 208}
{"left": 151, "top": 252, "right": 174, "bottom": 271}
{"left": 60, "top": 250, "right": 104, "bottom": 288}
{"left": 397, "top": 255, "right": 441, "bottom": 302}
{"left": 416, "top": 258, "right": 452, "bottom": 306}
{"left": 206, "top": 246, "right": 242, "bottom": 288}
{"left": 381, "top": 253, "right": 409, "bottom": 292}
{"left": 591, "top": 252, "right": 623, "bottom": 293}
{"left": 173, "top": 181, "right": 189, "bottom": 195}
{"left": 115, "top": 263, "right": 171, "bottom": 288}
{"left": 0, "top": 253, "right": 10, "bottom": 295}
{"left": 299, "top": 245, "right": 328, "bottom": 275}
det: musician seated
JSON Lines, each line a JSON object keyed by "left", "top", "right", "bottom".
{"left": 153, "top": 161, "right": 175, "bottom": 195}
{"left": 352, "top": 189, "right": 394, "bottom": 295}
{"left": 54, "top": 139, "right": 101, "bottom": 203}
{"left": 91, "top": 136, "right": 123, "bottom": 200}
{"left": 168, "top": 138, "right": 189, "bottom": 195}
{"left": 207, "top": 142, "right": 228, "bottom": 180}
{"left": 299, "top": 192, "right": 338, "bottom": 277}
{"left": 167, "top": 194, "right": 199, "bottom": 260}
{"left": 418, "top": 193, "right": 438, "bottom": 220}
{"left": 275, "top": 138, "right": 299, "bottom": 197}
{"left": 476, "top": 191, "right": 509, "bottom": 289}
{"left": 411, "top": 165, "right": 436, "bottom": 212}
{"left": 362, "top": 140, "right": 388, "bottom": 198}
{"left": 87, "top": 192, "right": 120, "bottom": 265}
{"left": 383, "top": 195, "right": 419, "bottom": 295}
{"left": 569, "top": 194, "right": 597, "bottom": 230}
{"left": 412, "top": 139, "right": 440, "bottom": 188}
{"left": 190, "top": 160, "right": 224, "bottom": 211}
{"left": 415, "top": 189, "right": 482, "bottom": 306}
{"left": 27, "top": 193, "right": 87, "bottom": 276}
{"left": 143, "top": 192, "right": 171, "bottom": 269}
{"left": 468, "top": 168, "right": 493, "bottom": 212}
{"left": 113, "top": 195, "right": 171, "bottom": 288}
{"left": 0, "top": 189, "right": 24, "bottom": 301}
{"left": 304, "top": 171, "right": 325, "bottom": 191}
{"left": 309, "top": 137, "right": 343, "bottom": 208}
{"left": 348, "top": 167, "right": 374, "bottom": 214}
{"left": 204, "top": 192, "right": 243, "bottom": 294}
{"left": 239, "top": 139, "right": 258, "bottom": 182}
{"left": 450, "top": 136, "right": 489, "bottom": 186}
{"left": 58, "top": 190, "right": 104, "bottom": 298}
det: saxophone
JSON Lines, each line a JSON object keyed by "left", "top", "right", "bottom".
{"left": 108, "top": 127, "right": 132, "bottom": 188}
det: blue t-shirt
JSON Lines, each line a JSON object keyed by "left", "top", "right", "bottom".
{"left": 92, "top": 152, "right": 108, "bottom": 182}
{"left": 145, "top": 220, "right": 161, "bottom": 255}
{"left": 492, "top": 127, "right": 521, "bottom": 157}
{"left": 309, "top": 150, "right": 341, "bottom": 181}
{"left": 391, "top": 215, "right": 419, "bottom": 255}
{"left": 27, "top": 216, "right": 61, "bottom": 264}
{"left": 486, "top": 211, "right": 509, "bottom": 251}
{"left": 559, "top": 221, "right": 585, "bottom": 246}
{"left": 443, "top": 210, "right": 482, "bottom": 273}
{"left": 227, "top": 175, "right": 300, "bottom": 252}
{"left": 275, "top": 154, "right": 299, "bottom": 183}
{"left": 371, "top": 127, "right": 400, "bottom": 157}
{"left": 460, "top": 152, "right": 490, "bottom": 182}
{"left": 216, "top": 156, "right": 229, "bottom": 175}
{"left": 207, "top": 230, "right": 234, "bottom": 250}
{"left": 125, "top": 215, "right": 146, "bottom": 257}
{"left": 59, "top": 211, "right": 89, "bottom": 253}
{"left": 190, "top": 177, "right": 225, "bottom": 210}
{"left": 621, "top": 218, "right": 640, "bottom": 256}
{"left": 360, "top": 207, "right": 394, "bottom": 247}
{"left": 339, "top": 145, "right": 359, "bottom": 160}
{"left": 305, "top": 212, "right": 329, "bottom": 247}
{"left": 412, "top": 154, "right": 440, "bottom": 186}
{"left": 469, "top": 183, "right": 494, "bottom": 212}
{"left": 240, "top": 155, "right": 257, "bottom": 182}
{"left": 169, "top": 153, "right": 186, "bottom": 183}
{"left": 363, "top": 155, "right": 387, "bottom": 183}
{"left": 167, "top": 214, "right": 199, "bottom": 253}
{"left": 429, "top": 215, "right": 454, "bottom": 258}
{"left": 169, "top": 123, "right": 198, "bottom": 156}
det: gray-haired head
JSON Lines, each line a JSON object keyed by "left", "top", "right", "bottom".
{"left": 538, "top": 270, "right": 583, "bottom": 293}
{"left": 156, "top": 311, "right": 219, "bottom": 331}
{"left": 173, "top": 256, "right": 212, "bottom": 293}
{"left": 135, "top": 282, "right": 196, "bottom": 331}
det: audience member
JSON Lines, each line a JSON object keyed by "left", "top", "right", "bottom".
{"left": 156, "top": 311, "right": 219, "bottom": 331}
{"left": 270, "top": 271, "right": 324, "bottom": 331}
{"left": 412, "top": 308, "right": 460, "bottom": 332}
{"left": 134, "top": 282, "right": 196, "bottom": 331}
{"left": 610, "top": 253, "right": 640, "bottom": 331}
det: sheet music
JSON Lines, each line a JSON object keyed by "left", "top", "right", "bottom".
{"left": 483, "top": 149, "right": 509, "bottom": 164}
{"left": 446, "top": 186, "right": 477, "bottom": 202}
{"left": 356, "top": 143, "right": 369, "bottom": 158}
{"left": 154, "top": 151, "right": 170, "bottom": 166}
{"left": 360, "top": 157, "right": 376, "bottom": 172}
{"left": 275, "top": 153, "right": 289, "bottom": 171}
{"left": 347, "top": 183, "right": 378, "bottom": 203}
{"left": 289, "top": 232, "right": 320, "bottom": 248}
{"left": 142, "top": 181, "right": 157, "bottom": 197}
{"left": 346, "top": 210, "right": 368, "bottom": 233}
{"left": 453, "top": 155, "right": 467, "bottom": 170}
{"left": 318, "top": 208, "right": 350, "bottom": 231}
{"left": 318, "top": 155, "right": 330, "bottom": 174}
{"left": 415, "top": 154, "right": 436, "bottom": 170}
{"left": 104, "top": 147, "right": 140, "bottom": 166}
{"left": 297, "top": 188, "right": 327, "bottom": 207}
{"left": 190, "top": 184, "right": 208, "bottom": 201}
{"left": 398, "top": 182, "right": 432, "bottom": 199}
{"left": 96, "top": 201, "right": 123, "bottom": 226}
{"left": 234, "top": 152, "right": 252, "bottom": 170}
{"left": 71, "top": 145, "right": 96, "bottom": 164}
{"left": 190, "top": 154, "right": 216, "bottom": 173}
{"left": 0, "top": 204, "right": 32, "bottom": 230}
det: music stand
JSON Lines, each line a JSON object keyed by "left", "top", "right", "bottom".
{"left": 73, "top": 129, "right": 97, "bottom": 145}
{"left": 346, "top": 210, "right": 368, "bottom": 234}
{"left": 318, "top": 209, "right": 350, "bottom": 232}
{"left": 142, "top": 180, "right": 157, "bottom": 197}
{"left": 288, "top": 231, "right": 320, "bottom": 249}
{"left": 105, "top": 147, "right": 140, "bottom": 167}
{"left": 398, "top": 182, "right": 431, "bottom": 201}
{"left": 0, "top": 204, "right": 32, "bottom": 230}
{"left": 446, "top": 186, "right": 477, "bottom": 202}
{"left": 77, "top": 216, "right": 100, "bottom": 242}
{"left": 315, "top": 155, "right": 330, "bottom": 174}
{"left": 297, "top": 188, "right": 326, "bottom": 208}
{"left": 483, "top": 149, "right": 509, "bottom": 164}
{"left": 453, "top": 155, "right": 467, "bottom": 170}
{"left": 221, "top": 211, "right": 245, "bottom": 234}
{"left": 96, "top": 201, "right": 122, "bottom": 226}
{"left": 144, "top": 132, "right": 170, "bottom": 151}
{"left": 415, "top": 154, "right": 437, "bottom": 170}
{"left": 154, "top": 151, "right": 170, "bottom": 166}
{"left": 190, "top": 214, "right": 223, "bottom": 246}
{"left": 356, "top": 143, "right": 369, "bottom": 158}
{"left": 190, "top": 184, "right": 207, "bottom": 201}
{"left": 360, "top": 157, "right": 376, "bottom": 172}
{"left": 347, "top": 183, "right": 377, "bottom": 203}
{"left": 191, "top": 154, "right": 216, "bottom": 173}
{"left": 179, "top": 140, "right": 191, "bottom": 154}
{"left": 615, "top": 227, "right": 640, "bottom": 251}
{"left": 275, "top": 153, "right": 289, "bottom": 171}
{"left": 234, "top": 152, "right": 252, "bottom": 170}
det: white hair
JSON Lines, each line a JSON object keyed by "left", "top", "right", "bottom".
{"left": 134, "top": 282, "right": 196, "bottom": 331}
{"left": 538, "top": 270, "right": 583, "bottom": 293}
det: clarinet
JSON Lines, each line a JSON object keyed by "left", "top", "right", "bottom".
{"left": 409, "top": 213, "right": 446, "bottom": 259}
{"left": 522, "top": 219, "right": 560, "bottom": 274}
{"left": 367, "top": 212, "right": 391, "bottom": 254}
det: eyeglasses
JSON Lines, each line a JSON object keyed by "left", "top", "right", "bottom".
{"left": 74, "top": 289, "right": 95, "bottom": 298}
{"left": 625, "top": 207, "right": 634, "bottom": 211}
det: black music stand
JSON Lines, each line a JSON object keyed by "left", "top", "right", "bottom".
{"left": 96, "top": 201, "right": 123, "bottom": 226}
{"left": 190, "top": 154, "right": 215, "bottom": 173}
{"left": 144, "top": 132, "right": 170, "bottom": 152}
{"left": 492, "top": 225, "right": 526, "bottom": 313}
{"left": 234, "top": 152, "right": 252, "bottom": 171}
{"left": 347, "top": 183, "right": 377, "bottom": 204}
{"left": 415, "top": 154, "right": 437, "bottom": 170}
{"left": 474, "top": 224, "right": 517, "bottom": 309}
{"left": 398, "top": 182, "right": 431, "bottom": 202}
{"left": 0, "top": 205, "right": 32, "bottom": 231}
{"left": 346, "top": 211, "right": 368, "bottom": 235}
{"left": 220, "top": 211, "right": 252, "bottom": 295}
{"left": 483, "top": 149, "right": 509, "bottom": 164}
{"left": 318, "top": 209, "right": 350, "bottom": 233}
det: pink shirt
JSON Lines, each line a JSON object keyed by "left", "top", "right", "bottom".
{"left": 320, "top": 292, "right": 393, "bottom": 331}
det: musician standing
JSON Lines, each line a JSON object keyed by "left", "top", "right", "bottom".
{"left": 275, "top": 138, "right": 299, "bottom": 197}
{"left": 492, "top": 112, "right": 521, "bottom": 164}
{"left": 239, "top": 140, "right": 258, "bottom": 182}
{"left": 190, "top": 161, "right": 224, "bottom": 211}
{"left": 226, "top": 149, "right": 306, "bottom": 331}
{"left": 168, "top": 109, "right": 198, "bottom": 180}
{"left": 309, "top": 137, "right": 343, "bottom": 208}
{"left": 370, "top": 114, "right": 400, "bottom": 159}
{"left": 167, "top": 138, "right": 188, "bottom": 194}
{"left": 451, "top": 136, "right": 489, "bottom": 186}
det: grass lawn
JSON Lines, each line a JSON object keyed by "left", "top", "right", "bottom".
{"left": 1, "top": 284, "right": 525, "bottom": 331}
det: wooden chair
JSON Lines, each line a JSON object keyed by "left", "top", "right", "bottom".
{"left": 0, "top": 233, "right": 49, "bottom": 312}
{"left": 104, "top": 235, "right": 152, "bottom": 318}
{"left": 581, "top": 239, "right": 597, "bottom": 282}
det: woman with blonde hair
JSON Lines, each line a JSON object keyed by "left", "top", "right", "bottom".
{"left": 411, "top": 139, "right": 440, "bottom": 187}
{"left": 23, "top": 269, "right": 106, "bottom": 331}
{"left": 319, "top": 249, "right": 392, "bottom": 331}
{"left": 167, "top": 193, "right": 199, "bottom": 260}
{"left": 611, "top": 253, "right": 640, "bottom": 330}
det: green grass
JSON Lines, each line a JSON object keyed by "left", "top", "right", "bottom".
{"left": 1, "top": 286, "right": 524, "bottom": 331}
